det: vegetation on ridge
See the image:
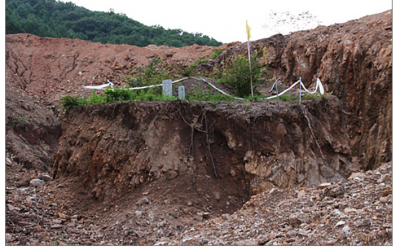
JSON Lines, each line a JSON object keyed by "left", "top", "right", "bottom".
{"left": 61, "top": 53, "right": 325, "bottom": 112}
{"left": 6, "top": 0, "right": 223, "bottom": 47}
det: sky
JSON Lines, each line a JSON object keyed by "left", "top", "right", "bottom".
{"left": 62, "top": 0, "right": 392, "bottom": 43}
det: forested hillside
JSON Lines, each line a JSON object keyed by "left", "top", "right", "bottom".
{"left": 6, "top": 0, "right": 223, "bottom": 47}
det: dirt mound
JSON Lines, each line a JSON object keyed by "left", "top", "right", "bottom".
{"left": 5, "top": 33, "right": 235, "bottom": 106}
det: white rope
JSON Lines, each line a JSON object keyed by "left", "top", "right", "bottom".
{"left": 126, "top": 83, "right": 163, "bottom": 90}
{"left": 299, "top": 78, "right": 324, "bottom": 95}
{"left": 125, "top": 77, "right": 189, "bottom": 90}
{"left": 192, "top": 77, "right": 245, "bottom": 100}
{"left": 82, "top": 77, "right": 324, "bottom": 100}
{"left": 262, "top": 80, "right": 301, "bottom": 100}
{"left": 83, "top": 80, "right": 114, "bottom": 90}
{"left": 192, "top": 77, "right": 323, "bottom": 101}
{"left": 172, "top": 77, "right": 189, "bottom": 84}
{"left": 268, "top": 78, "right": 280, "bottom": 93}
{"left": 85, "top": 77, "right": 190, "bottom": 91}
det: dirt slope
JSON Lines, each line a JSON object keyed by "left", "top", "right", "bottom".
{"left": 5, "top": 34, "right": 234, "bottom": 105}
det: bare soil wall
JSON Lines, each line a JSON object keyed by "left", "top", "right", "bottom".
{"left": 53, "top": 96, "right": 358, "bottom": 205}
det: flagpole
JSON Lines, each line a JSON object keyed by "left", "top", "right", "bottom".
{"left": 246, "top": 20, "right": 253, "bottom": 97}
{"left": 247, "top": 39, "right": 253, "bottom": 97}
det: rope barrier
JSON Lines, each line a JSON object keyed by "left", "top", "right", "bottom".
{"left": 192, "top": 77, "right": 245, "bottom": 100}
{"left": 83, "top": 78, "right": 189, "bottom": 91}
{"left": 300, "top": 78, "right": 325, "bottom": 95}
{"left": 81, "top": 76, "right": 324, "bottom": 101}
{"left": 125, "top": 77, "right": 189, "bottom": 90}
{"left": 192, "top": 77, "right": 324, "bottom": 101}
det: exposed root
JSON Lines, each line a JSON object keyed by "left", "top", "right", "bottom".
{"left": 203, "top": 111, "right": 218, "bottom": 178}
{"left": 178, "top": 108, "right": 196, "bottom": 159}
{"left": 178, "top": 107, "right": 218, "bottom": 178}
{"left": 299, "top": 105, "right": 346, "bottom": 180}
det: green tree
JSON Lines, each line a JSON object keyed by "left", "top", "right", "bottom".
{"left": 219, "top": 53, "right": 266, "bottom": 97}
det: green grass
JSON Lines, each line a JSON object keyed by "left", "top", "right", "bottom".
{"left": 62, "top": 86, "right": 327, "bottom": 112}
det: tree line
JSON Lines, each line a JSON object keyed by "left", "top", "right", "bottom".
{"left": 6, "top": 0, "right": 223, "bottom": 47}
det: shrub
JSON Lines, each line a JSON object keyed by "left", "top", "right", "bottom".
{"left": 213, "top": 67, "right": 223, "bottom": 79}
{"left": 84, "top": 90, "right": 108, "bottom": 105}
{"left": 105, "top": 88, "right": 132, "bottom": 102}
{"left": 209, "top": 48, "right": 223, "bottom": 59}
{"left": 125, "top": 57, "right": 169, "bottom": 92}
{"left": 269, "top": 93, "right": 297, "bottom": 102}
{"left": 219, "top": 53, "right": 265, "bottom": 97}
{"left": 178, "top": 64, "right": 196, "bottom": 77}
{"left": 61, "top": 96, "right": 81, "bottom": 111}
{"left": 186, "top": 83, "right": 234, "bottom": 101}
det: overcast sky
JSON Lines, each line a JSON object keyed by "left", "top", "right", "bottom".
{"left": 62, "top": 0, "right": 392, "bottom": 43}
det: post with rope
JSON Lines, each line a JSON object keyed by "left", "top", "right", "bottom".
{"left": 82, "top": 85, "right": 86, "bottom": 105}
{"left": 246, "top": 20, "right": 254, "bottom": 97}
{"left": 222, "top": 53, "right": 225, "bottom": 76}
{"left": 299, "top": 77, "right": 302, "bottom": 104}
{"left": 162, "top": 79, "right": 173, "bottom": 97}
{"left": 275, "top": 78, "right": 281, "bottom": 110}
{"left": 178, "top": 85, "right": 185, "bottom": 100}
{"left": 268, "top": 78, "right": 281, "bottom": 110}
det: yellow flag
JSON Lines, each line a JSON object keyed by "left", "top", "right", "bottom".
{"left": 246, "top": 20, "right": 251, "bottom": 40}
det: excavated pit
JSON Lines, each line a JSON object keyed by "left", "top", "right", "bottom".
{"left": 53, "top": 96, "right": 358, "bottom": 229}
{"left": 5, "top": 11, "right": 392, "bottom": 245}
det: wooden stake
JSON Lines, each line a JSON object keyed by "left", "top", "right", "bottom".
{"left": 275, "top": 80, "right": 280, "bottom": 110}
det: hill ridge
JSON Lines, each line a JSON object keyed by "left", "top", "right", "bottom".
{"left": 6, "top": 0, "right": 223, "bottom": 47}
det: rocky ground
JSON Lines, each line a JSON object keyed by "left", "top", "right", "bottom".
{"left": 165, "top": 162, "right": 393, "bottom": 246}
{"left": 6, "top": 152, "right": 392, "bottom": 245}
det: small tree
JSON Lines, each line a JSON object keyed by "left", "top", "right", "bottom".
{"left": 219, "top": 52, "right": 266, "bottom": 98}
{"left": 61, "top": 96, "right": 80, "bottom": 111}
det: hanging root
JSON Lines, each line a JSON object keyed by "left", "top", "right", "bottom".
{"left": 299, "top": 105, "right": 346, "bottom": 180}
{"left": 178, "top": 108, "right": 197, "bottom": 159}
{"left": 203, "top": 111, "right": 218, "bottom": 178}
{"left": 178, "top": 107, "right": 218, "bottom": 178}
{"left": 300, "top": 106, "right": 326, "bottom": 163}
